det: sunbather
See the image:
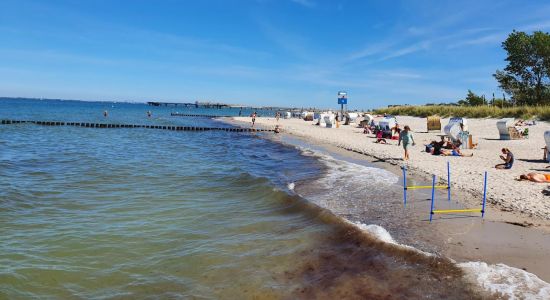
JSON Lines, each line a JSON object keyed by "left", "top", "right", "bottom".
{"left": 517, "top": 173, "right": 550, "bottom": 183}
{"left": 375, "top": 130, "right": 387, "bottom": 144}
{"left": 440, "top": 147, "right": 473, "bottom": 157}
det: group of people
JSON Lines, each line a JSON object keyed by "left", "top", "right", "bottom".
{"left": 426, "top": 136, "right": 472, "bottom": 157}
{"left": 494, "top": 147, "right": 550, "bottom": 183}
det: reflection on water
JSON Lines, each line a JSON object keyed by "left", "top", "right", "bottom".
{"left": 0, "top": 99, "right": 492, "bottom": 299}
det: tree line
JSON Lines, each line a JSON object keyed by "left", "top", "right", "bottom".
{"left": 457, "top": 30, "right": 550, "bottom": 107}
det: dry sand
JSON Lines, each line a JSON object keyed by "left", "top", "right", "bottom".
{"left": 229, "top": 115, "right": 550, "bottom": 224}
{"left": 220, "top": 115, "right": 550, "bottom": 283}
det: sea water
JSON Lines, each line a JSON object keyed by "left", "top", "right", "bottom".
{"left": 1, "top": 98, "right": 547, "bottom": 299}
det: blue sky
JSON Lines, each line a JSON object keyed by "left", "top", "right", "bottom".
{"left": 0, "top": 0, "right": 549, "bottom": 109}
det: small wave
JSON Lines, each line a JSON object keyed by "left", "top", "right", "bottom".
{"left": 287, "top": 182, "right": 295, "bottom": 191}
{"left": 297, "top": 147, "right": 398, "bottom": 201}
{"left": 349, "top": 220, "right": 550, "bottom": 299}
{"left": 347, "top": 220, "right": 435, "bottom": 258}
{"left": 459, "top": 262, "right": 550, "bottom": 300}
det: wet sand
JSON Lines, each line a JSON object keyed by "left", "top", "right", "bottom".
{"left": 219, "top": 116, "right": 550, "bottom": 284}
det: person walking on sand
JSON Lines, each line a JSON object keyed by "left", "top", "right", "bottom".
{"left": 495, "top": 148, "right": 514, "bottom": 169}
{"left": 398, "top": 125, "right": 415, "bottom": 160}
{"left": 251, "top": 111, "right": 257, "bottom": 127}
{"left": 276, "top": 112, "right": 280, "bottom": 122}
{"left": 335, "top": 113, "right": 340, "bottom": 128}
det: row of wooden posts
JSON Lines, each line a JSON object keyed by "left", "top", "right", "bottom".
{"left": 0, "top": 120, "right": 273, "bottom": 132}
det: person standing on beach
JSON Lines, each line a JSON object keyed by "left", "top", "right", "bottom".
{"left": 276, "top": 112, "right": 280, "bottom": 122}
{"left": 252, "top": 111, "right": 257, "bottom": 127}
{"left": 398, "top": 125, "right": 415, "bottom": 160}
{"left": 335, "top": 113, "right": 340, "bottom": 128}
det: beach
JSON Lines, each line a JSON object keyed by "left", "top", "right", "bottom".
{"left": 2, "top": 99, "right": 550, "bottom": 299}
{"left": 227, "top": 115, "right": 550, "bottom": 224}
{"left": 220, "top": 115, "right": 550, "bottom": 294}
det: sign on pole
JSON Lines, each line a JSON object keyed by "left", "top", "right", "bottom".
{"left": 337, "top": 91, "right": 347, "bottom": 104}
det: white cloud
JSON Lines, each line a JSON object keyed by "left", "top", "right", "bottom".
{"left": 380, "top": 41, "right": 431, "bottom": 60}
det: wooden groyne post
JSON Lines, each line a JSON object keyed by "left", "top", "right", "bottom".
{"left": 0, "top": 120, "right": 273, "bottom": 132}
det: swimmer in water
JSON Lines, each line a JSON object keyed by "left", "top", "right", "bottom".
{"left": 147, "top": 111, "right": 152, "bottom": 118}
{"left": 103, "top": 110, "right": 108, "bottom": 117}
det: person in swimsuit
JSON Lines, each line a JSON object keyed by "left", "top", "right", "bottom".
{"left": 251, "top": 111, "right": 257, "bottom": 127}
{"left": 440, "top": 147, "right": 473, "bottom": 157}
{"left": 398, "top": 125, "right": 415, "bottom": 160}
{"left": 496, "top": 148, "right": 514, "bottom": 169}
{"left": 375, "top": 130, "right": 387, "bottom": 144}
{"left": 517, "top": 173, "right": 550, "bottom": 183}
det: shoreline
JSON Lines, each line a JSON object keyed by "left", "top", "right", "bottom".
{"left": 223, "top": 116, "right": 550, "bottom": 227}
{"left": 218, "top": 116, "right": 550, "bottom": 285}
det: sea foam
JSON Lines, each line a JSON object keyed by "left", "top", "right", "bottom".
{"left": 297, "top": 146, "right": 550, "bottom": 299}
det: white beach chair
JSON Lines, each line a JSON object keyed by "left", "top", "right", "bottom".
{"left": 378, "top": 116, "right": 397, "bottom": 131}
{"left": 323, "top": 113, "right": 335, "bottom": 128}
{"left": 544, "top": 131, "right": 550, "bottom": 162}
{"left": 344, "top": 112, "right": 358, "bottom": 125}
{"left": 444, "top": 117, "right": 469, "bottom": 148}
{"left": 496, "top": 118, "right": 515, "bottom": 140}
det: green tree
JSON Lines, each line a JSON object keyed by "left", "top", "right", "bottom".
{"left": 459, "top": 90, "right": 485, "bottom": 106}
{"left": 494, "top": 30, "right": 550, "bottom": 105}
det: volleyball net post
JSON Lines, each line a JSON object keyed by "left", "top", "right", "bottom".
{"left": 403, "top": 162, "right": 451, "bottom": 207}
{"left": 447, "top": 161, "right": 451, "bottom": 202}
{"left": 429, "top": 175, "right": 436, "bottom": 223}
{"left": 430, "top": 171, "right": 488, "bottom": 222}
{"left": 403, "top": 166, "right": 407, "bottom": 207}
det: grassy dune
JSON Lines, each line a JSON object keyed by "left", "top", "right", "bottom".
{"left": 374, "top": 105, "right": 550, "bottom": 121}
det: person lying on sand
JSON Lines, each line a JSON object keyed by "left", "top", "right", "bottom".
{"left": 440, "top": 147, "right": 473, "bottom": 157}
{"left": 495, "top": 148, "right": 514, "bottom": 169}
{"left": 374, "top": 130, "right": 387, "bottom": 144}
{"left": 517, "top": 173, "right": 550, "bottom": 183}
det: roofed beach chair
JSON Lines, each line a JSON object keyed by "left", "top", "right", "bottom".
{"left": 497, "top": 118, "right": 515, "bottom": 140}
{"left": 544, "top": 131, "right": 550, "bottom": 162}
{"left": 323, "top": 113, "right": 335, "bottom": 128}
{"left": 427, "top": 115, "right": 441, "bottom": 132}
{"left": 444, "top": 117, "right": 470, "bottom": 149}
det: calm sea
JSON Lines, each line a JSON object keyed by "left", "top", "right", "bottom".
{"left": 1, "top": 98, "right": 499, "bottom": 299}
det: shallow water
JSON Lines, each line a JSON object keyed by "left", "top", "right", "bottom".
{"left": 0, "top": 98, "right": 501, "bottom": 299}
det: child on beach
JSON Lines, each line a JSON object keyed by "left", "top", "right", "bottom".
{"left": 495, "top": 148, "right": 514, "bottom": 169}
{"left": 398, "top": 125, "right": 415, "bottom": 160}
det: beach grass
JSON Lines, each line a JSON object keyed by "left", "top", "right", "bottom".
{"left": 374, "top": 105, "right": 550, "bottom": 121}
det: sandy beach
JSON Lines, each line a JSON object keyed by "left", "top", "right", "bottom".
{"left": 228, "top": 115, "right": 550, "bottom": 225}
{"left": 218, "top": 115, "right": 550, "bottom": 289}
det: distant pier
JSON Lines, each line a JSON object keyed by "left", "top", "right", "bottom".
{"left": 0, "top": 120, "right": 272, "bottom": 132}
{"left": 147, "top": 102, "right": 231, "bottom": 109}
{"left": 170, "top": 113, "right": 232, "bottom": 118}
